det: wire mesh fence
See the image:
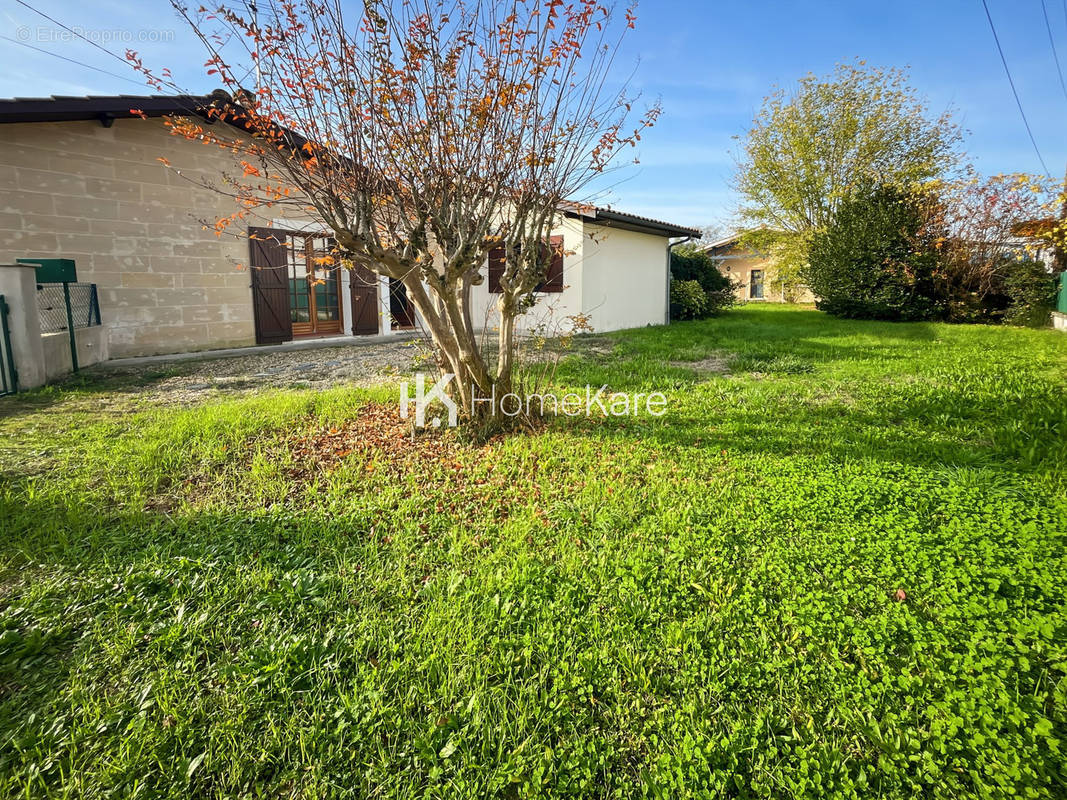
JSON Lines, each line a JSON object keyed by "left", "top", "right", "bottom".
{"left": 36, "top": 283, "right": 101, "bottom": 333}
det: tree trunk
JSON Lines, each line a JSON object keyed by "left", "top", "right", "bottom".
{"left": 496, "top": 304, "right": 516, "bottom": 396}
{"left": 399, "top": 272, "right": 501, "bottom": 422}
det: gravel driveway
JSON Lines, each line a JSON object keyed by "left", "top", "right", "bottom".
{"left": 93, "top": 338, "right": 432, "bottom": 404}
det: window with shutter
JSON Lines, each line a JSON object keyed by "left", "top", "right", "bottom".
{"left": 487, "top": 236, "right": 563, "bottom": 294}
{"left": 284, "top": 232, "right": 344, "bottom": 336}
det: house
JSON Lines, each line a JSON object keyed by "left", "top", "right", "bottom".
{"left": 0, "top": 94, "right": 699, "bottom": 359}
{"left": 701, "top": 234, "right": 814, "bottom": 303}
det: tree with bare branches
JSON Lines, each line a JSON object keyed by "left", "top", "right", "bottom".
{"left": 917, "top": 172, "right": 1066, "bottom": 323}
{"left": 920, "top": 172, "right": 1064, "bottom": 297}
{"left": 129, "top": 0, "right": 657, "bottom": 422}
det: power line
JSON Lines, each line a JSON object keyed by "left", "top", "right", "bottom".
{"left": 1041, "top": 0, "right": 1067, "bottom": 102}
{"left": 14, "top": 0, "right": 252, "bottom": 100}
{"left": 980, "top": 0, "right": 1052, "bottom": 177}
{"left": 10, "top": 0, "right": 208, "bottom": 119}
{"left": 13, "top": 0, "right": 134, "bottom": 69}
{"left": 0, "top": 35, "right": 148, "bottom": 88}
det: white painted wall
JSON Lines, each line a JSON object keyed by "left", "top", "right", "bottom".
{"left": 467, "top": 215, "right": 586, "bottom": 336}
{"left": 580, "top": 223, "right": 669, "bottom": 332}
{"left": 465, "top": 217, "right": 670, "bottom": 337}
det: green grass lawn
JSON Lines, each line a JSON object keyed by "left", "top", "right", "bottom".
{"left": 1, "top": 305, "right": 1065, "bottom": 798}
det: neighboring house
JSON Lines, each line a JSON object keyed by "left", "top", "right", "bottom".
{"left": 701, "top": 234, "right": 815, "bottom": 303}
{"left": 0, "top": 94, "right": 698, "bottom": 359}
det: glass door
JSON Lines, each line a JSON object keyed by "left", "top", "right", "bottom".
{"left": 287, "top": 234, "right": 343, "bottom": 336}
{"left": 749, "top": 269, "right": 765, "bottom": 300}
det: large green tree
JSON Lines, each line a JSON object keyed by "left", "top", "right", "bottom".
{"left": 735, "top": 62, "right": 963, "bottom": 284}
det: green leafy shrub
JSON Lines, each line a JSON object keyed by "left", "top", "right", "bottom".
{"left": 937, "top": 259, "right": 1058, "bottom": 327}
{"left": 670, "top": 245, "right": 738, "bottom": 318}
{"left": 806, "top": 185, "right": 945, "bottom": 321}
{"left": 669, "top": 278, "right": 707, "bottom": 320}
{"left": 704, "top": 284, "right": 738, "bottom": 316}
{"left": 1000, "top": 259, "right": 1059, "bottom": 328}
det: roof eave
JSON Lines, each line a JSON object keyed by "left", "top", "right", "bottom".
{"left": 0, "top": 94, "right": 219, "bottom": 125}
{"left": 565, "top": 208, "right": 700, "bottom": 239}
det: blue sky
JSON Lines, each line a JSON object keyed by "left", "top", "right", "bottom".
{"left": 3, "top": 0, "right": 1066, "bottom": 229}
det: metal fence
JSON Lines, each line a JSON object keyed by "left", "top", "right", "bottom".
{"left": 36, "top": 283, "right": 101, "bottom": 333}
{"left": 0, "top": 295, "right": 16, "bottom": 395}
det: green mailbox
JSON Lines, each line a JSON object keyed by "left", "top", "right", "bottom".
{"left": 17, "top": 258, "right": 77, "bottom": 284}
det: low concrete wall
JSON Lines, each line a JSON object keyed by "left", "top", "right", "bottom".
{"left": 41, "top": 325, "right": 109, "bottom": 380}
{"left": 0, "top": 263, "right": 46, "bottom": 389}
{"left": 0, "top": 264, "right": 111, "bottom": 390}
{"left": 1053, "top": 311, "right": 1066, "bottom": 333}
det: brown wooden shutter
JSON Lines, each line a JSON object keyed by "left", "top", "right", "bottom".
{"left": 542, "top": 235, "right": 564, "bottom": 293}
{"left": 487, "top": 245, "right": 505, "bottom": 293}
{"left": 248, "top": 226, "right": 293, "bottom": 344}
{"left": 349, "top": 262, "right": 379, "bottom": 335}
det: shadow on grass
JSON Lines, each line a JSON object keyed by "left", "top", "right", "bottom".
{"left": 561, "top": 363, "right": 1067, "bottom": 475}
{"left": 549, "top": 308, "right": 1066, "bottom": 476}
{"left": 0, "top": 492, "right": 344, "bottom": 569}
{"left": 574, "top": 406, "right": 1061, "bottom": 477}
{"left": 0, "top": 366, "right": 184, "bottom": 419}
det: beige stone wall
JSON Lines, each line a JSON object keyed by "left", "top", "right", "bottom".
{"left": 0, "top": 118, "right": 259, "bottom": 357}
